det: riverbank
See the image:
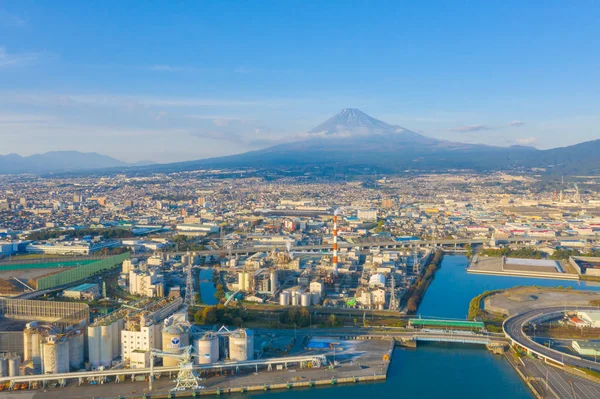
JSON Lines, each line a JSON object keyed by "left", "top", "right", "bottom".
{"left": 402, "top": 249, "right": 443, "bottom": 313}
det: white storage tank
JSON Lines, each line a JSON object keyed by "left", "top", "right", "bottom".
{"left": 228, "top": 329, "right": 254, "bottom": 361}
{"left": 270, "top": 270, "right": 278, "bottom": 293}
{"left": 300, "top": 292, "right": 311, "bottom": 307}
{"left": 87, "top": 325, "right": 101, "bottom": 368}
{"left": 8, "top": 356, "right": 20, "bottom": 377}
{"left": 23, "top": 328, "right": 42, "bottom": 368}
{"left": 194, "top": 333, "right": 219, "bottom": 364}
{"left": 0, "top": 357, "right": 8, "bottom": 377}
{"left": 99, "top": 325, "right": 112, "bottom": 367}
{"left": 291, "top": 292, "right": 300, "bottom": 306}
{"left": 42, "top": 336, "right": 69, "bottom": 374}
{"left": 68, "top": 330, "right": 85, "bottom": 370}
{"left": 161, "top": 323, "right": 190, "bottom": 366}
{"left": 111, "top": 320, "right": 120, "bottom": 360}
{"left": 279, "top": 291, "right": 290, "bottom": 306}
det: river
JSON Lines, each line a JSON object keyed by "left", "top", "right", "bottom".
{"left": 195, "top": 256, "right": 600, "bottom": 398}
{"left": 198, "top": 268, "right": 218, "bottom": 305}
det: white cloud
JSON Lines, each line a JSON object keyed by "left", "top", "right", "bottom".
{"left": 4, "top": 92, "right": 264, "bottom": 108}
{"left": 448, "top": 124, "right": 491, "bottom": 133}
{"left": 514, "top": 137, "right": 538, "bottom": 146}
{"left": 508, "top": 120, "right": 526, "bottom": 127}
{"left": 0, "top": 47, "right": 42, "bottom": 68}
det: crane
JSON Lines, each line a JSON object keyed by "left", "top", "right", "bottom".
{"left": 149, "top": 345, "right": 201, "bottom": 392}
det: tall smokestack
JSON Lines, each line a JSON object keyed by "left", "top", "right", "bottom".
{"left": 333, "top": 209, "right": 339, "bottom": 274}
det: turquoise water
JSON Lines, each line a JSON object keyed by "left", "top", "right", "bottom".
{"left": 198, "top": 268, "right": 218, "bottom": 305}
{"left": 418, "top": 255, "right": 600, "bottom": 319}
{"left": 193, "top": 255, "right": 600, "bottom": 398}
{"left": 229, "top": 343, "right": 532, "bottom": 399}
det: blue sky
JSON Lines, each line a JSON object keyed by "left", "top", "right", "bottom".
{"left": 0, "top": 1, "right": 599, "bottom": 162}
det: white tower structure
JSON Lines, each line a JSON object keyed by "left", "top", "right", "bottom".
{"left": 184, "top": 259, "right": 195, "bottom": 307}
{"left": 332, "top": 208, "right": 339, "bottom": 274}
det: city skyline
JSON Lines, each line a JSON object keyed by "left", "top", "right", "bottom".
{"left": 1, "top": 1, "right": 600, "bottom": 162}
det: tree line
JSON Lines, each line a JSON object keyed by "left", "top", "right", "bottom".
{"left": 402, "top": 249, "right": 444, "bottom": 314}
{"left": 27, "top": 227, "right": 134, "bottom": 241}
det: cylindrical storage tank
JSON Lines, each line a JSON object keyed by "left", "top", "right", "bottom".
{"left": 68, "top": 331, "right": 85, "bottom": 370}
{"left": 228, "top": 331, "right": 247, "bottom": 361}
{"left": 8, "top": 356, "right": 20, "bottom": 377}
{"left": 42, "top": 337, "right": 69, "bottom": 374}
{"left": 111, "top": 320, "right": 120, "bottom": 360}
{"left": 100, "top": 325, "right": 112, "bottom": 367}
{"left": 88, "top": 325, "right": 100, "bottom": 368}
{"left": 194, "top": 334, "right": 219, "bottom": 364}
{"left": 0, "top": 357, "right": 8, "bottom": 377}
{"left": 291, "top": 292, "right": 300, "bottom": 306}
{"left": 161, "top": 324, "right": 190, "bottom": 366}
{"left": 300, "top": 293, "right": 311, "bottom": 307}
{"left": 270, "top": 271, "right": 278, "bottom": 293}
{"left": 23, "top": 329, "right": 42, "bottom": 368}
{"left": 279, "top": 291, "right": 290, "bottom": 306}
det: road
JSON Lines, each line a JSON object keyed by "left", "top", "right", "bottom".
{"left": 504, "top": 306, "right": 600, "bottom": 372}
{"left": 523, "top": 356, "right": 600, "bottom": 399}
{"left": 166, "top": 236, "right": 597, "bottom": 257}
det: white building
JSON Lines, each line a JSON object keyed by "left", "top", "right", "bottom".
{"left": 357, "top": 209, "right": 377, "bottom": 222}
{"left": 129, "top": 269, "right": 165, "bottom": 297}
{"left": 129, "top": 349, "right": 151, "bottom": 368}
{"left": 578, "top": 311, "right": 600, "bottom": 328}
{"left": 176, "top": 223, "right": 219, "bottom": 234}
{"left": 26, "top": 240, "right": 119, "bottom": 255}
{"left": 309, "top": 280, "right": 324, "bottom": 298}
{"left": 121, "top": 324, "right": 161, "bottom": 362}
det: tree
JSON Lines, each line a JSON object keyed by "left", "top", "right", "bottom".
{"left": 202, "top": 306, "right": 218, "bottom": 324}
{"left": 214, "top": 284, "right": 226, "bottom": 301}
{"left": 327, "top": 314, "right": 340, "bottom": 327}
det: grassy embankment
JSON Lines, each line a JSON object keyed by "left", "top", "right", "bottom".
{"left": 467, "top": 289, "right": 505, "bottom": 332}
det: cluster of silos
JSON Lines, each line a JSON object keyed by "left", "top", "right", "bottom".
{"left": 23, "top": 322, "right": 43, "bottom": 370}
{"left": 228, "top": 329, "right": 254, "bottom": 361}
{"left": 41, "top": 335, "right": 70, "bottom": 374}
{"left": 0, "top": 355, "right": 21, "bottom": 377}
{"left": 161, "top": 322, "right": 190, "bottom": 366}
{"left": 279, "top": 290, "right": 312, "bottom": 307}
{"left": 88, "top": 317, "right": 124, "bottom": 369}
{"left": 193, "top": 332, "right": 219, "bottom": 364}
{"left": 67, "top": 329, "right": 85, "bottom": 370}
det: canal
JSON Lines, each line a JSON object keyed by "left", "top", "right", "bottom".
{"left": 198, "top": 268, "right": 218, "bottom": 305}
{"left": 208, "top": 255, "right": 600, "bottom": 399}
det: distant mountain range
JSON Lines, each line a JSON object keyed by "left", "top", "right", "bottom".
{"left": 0, "top": 151, "right": 152, "bottom": 174}
{"left": 2, "top": 109, "right": 599, "bottom": 175}
{"left": 144, "top": 108, "right": 600, "bottom": 176}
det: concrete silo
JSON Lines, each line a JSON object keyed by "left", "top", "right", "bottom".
{"left": 300, "top": 292, "right": 312, "bottom": 307}
{"left": 0, "top": 357, "right": 8, "bottom": 377}
{"left": 42, "top": 336, "right": 70, "bottom": 374}
{"left": 193, "top": 333, "right": 219, "bottom": 364}
{"left": 228, "top": 329, "right": 254, "bottom": 361}
{"left": 279, "top": 291, "right": 290, "bottom": 306}
{"left": 87, "top": 325, "right": 101, "bottom": 368}
{"left": 161, "top": 323, "right": 190, "bottom": 366}
{"left": 8, "top": 356, "right": 20, "bottom": 377}
{"left": 99, "top": 325, "right": 113, "bottom": 367}
{"left": 68, "top": 330, "right": 85, "bottom": 370}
